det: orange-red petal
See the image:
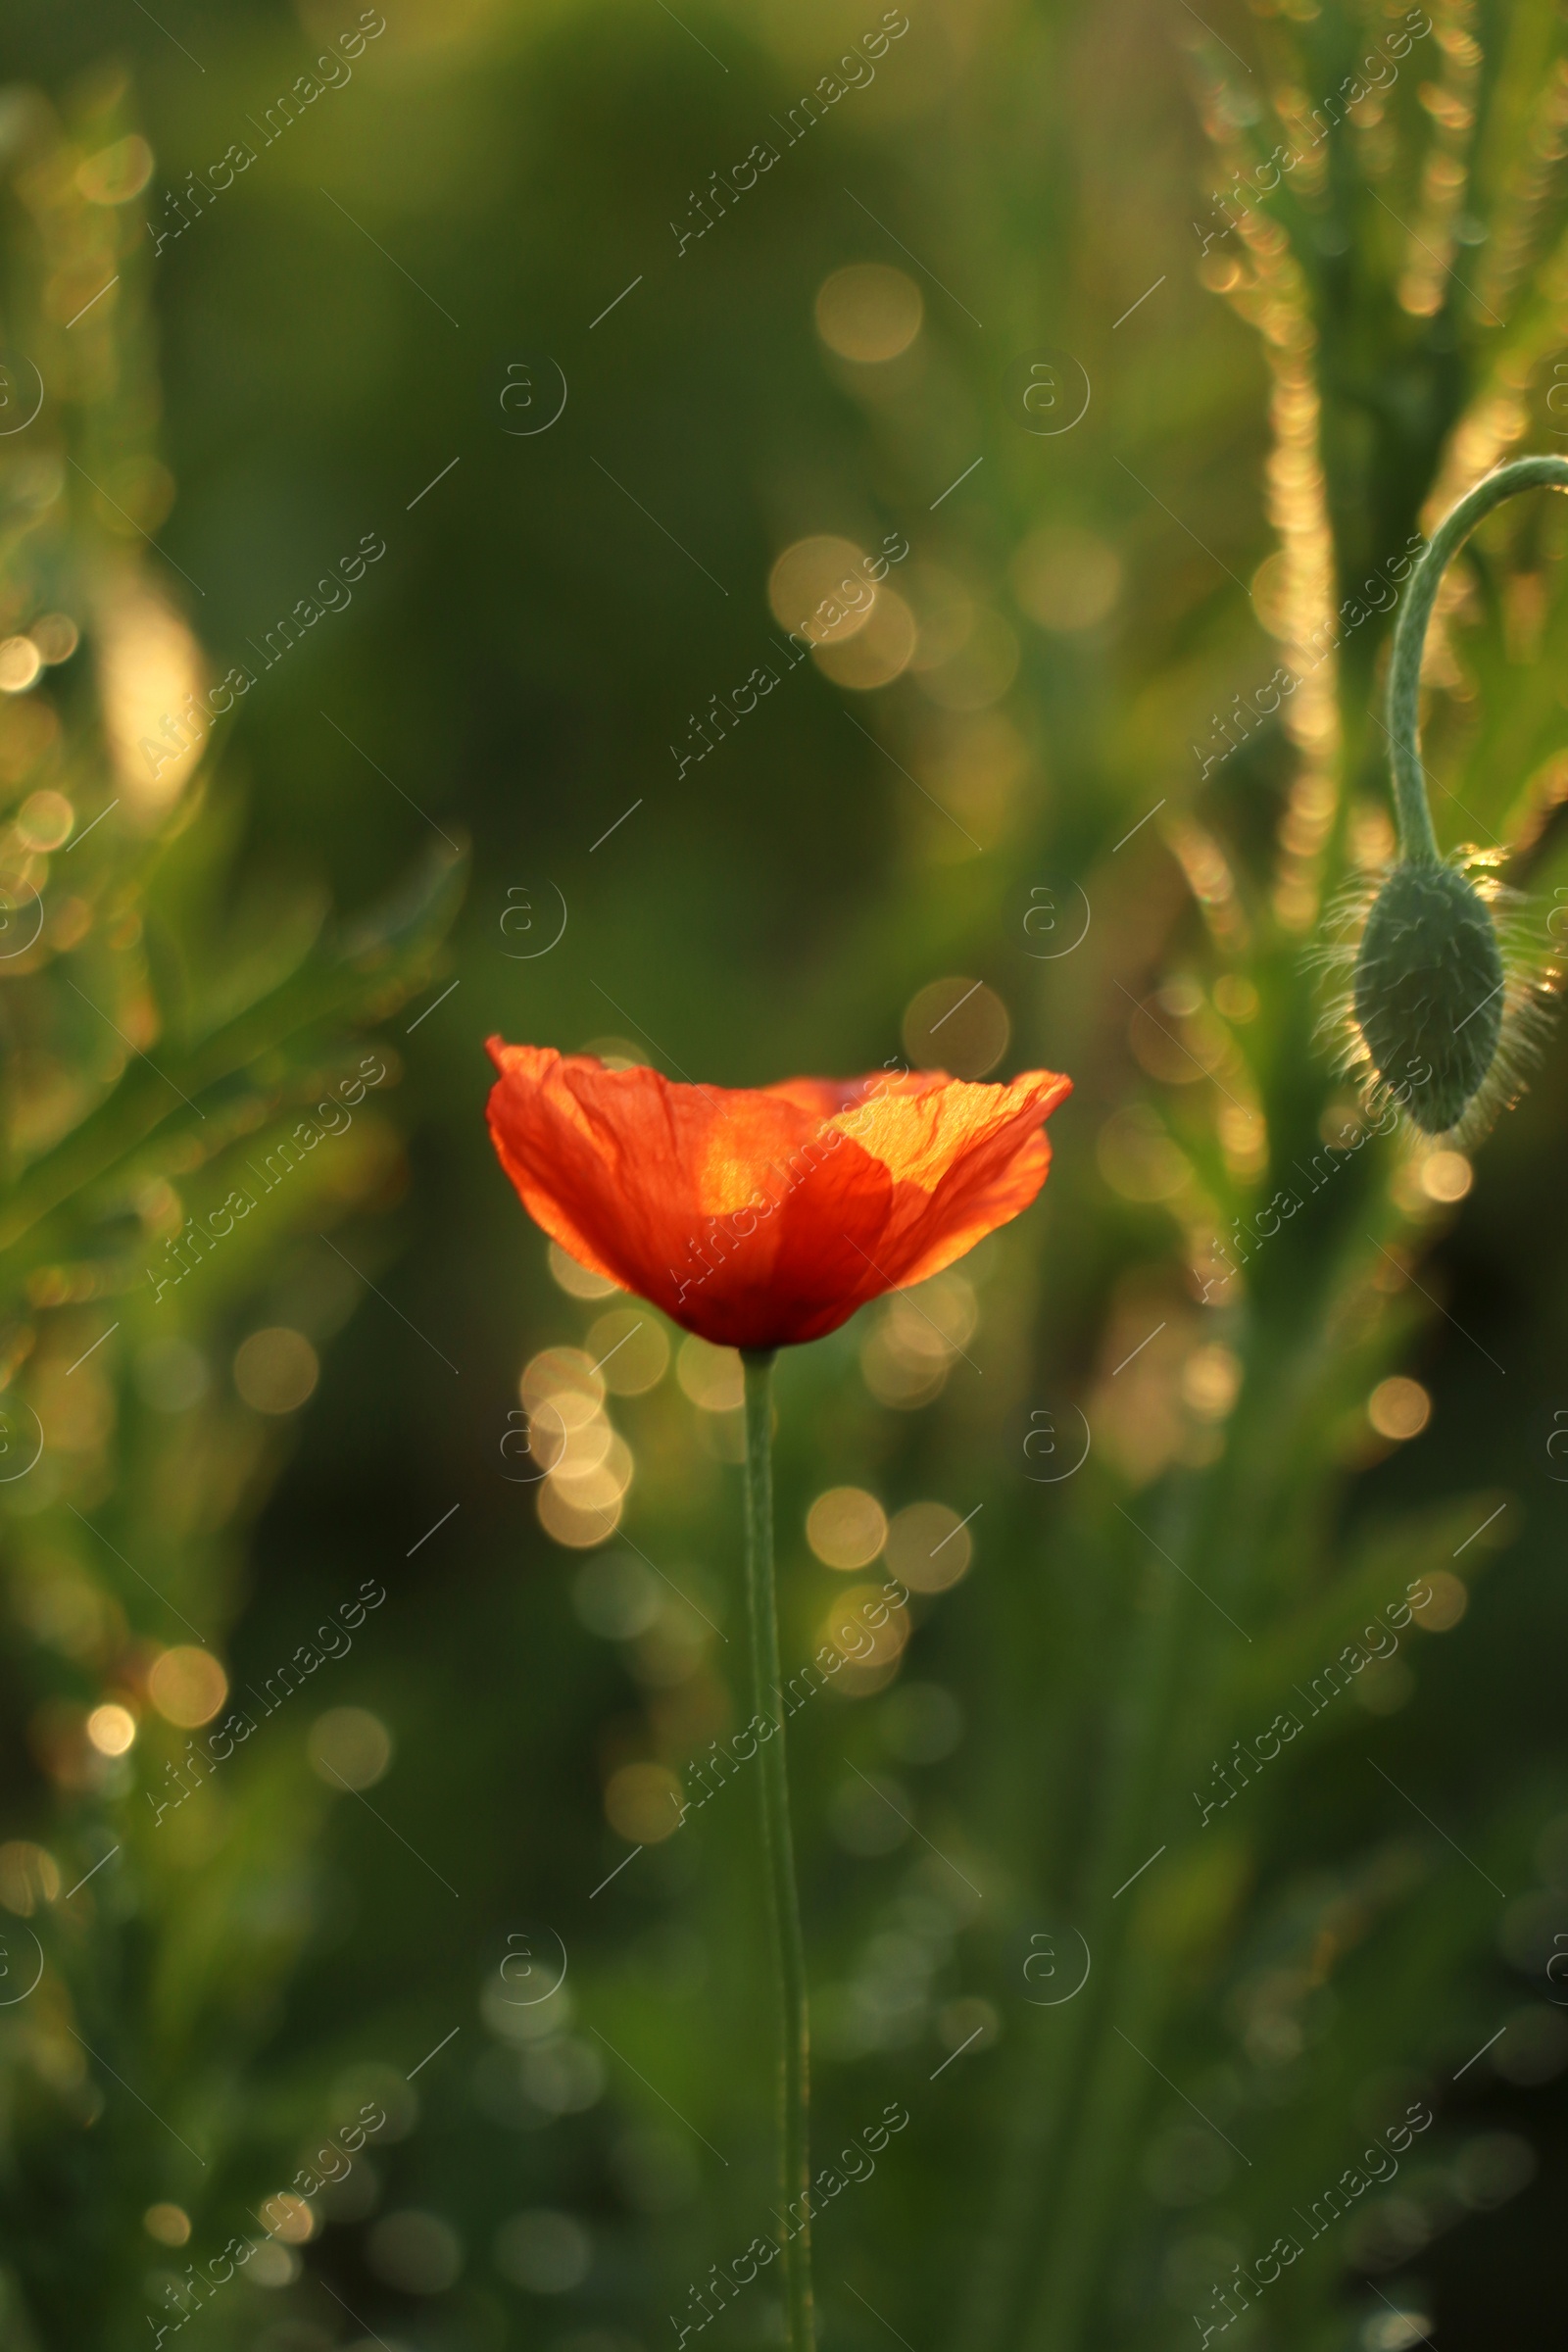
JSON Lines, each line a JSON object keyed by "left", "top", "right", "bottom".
{"left": 484, "top": 1042, "right": 1070, "bottom": 1349}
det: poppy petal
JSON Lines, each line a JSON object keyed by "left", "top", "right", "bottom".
{"left": 484, "top": 1040, "right": 1070, "bottom": 1349}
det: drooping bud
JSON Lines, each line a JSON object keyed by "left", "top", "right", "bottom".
{"left": 1342, "top": 454, "right": 1568, "bottom": 1137}
{"left": 1352, "top": 861, "right": 1503, "bottom": 1134}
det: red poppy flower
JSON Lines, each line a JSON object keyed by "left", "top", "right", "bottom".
{"left": 485, "top": 1041, "right": 1071, "bottom": 1350}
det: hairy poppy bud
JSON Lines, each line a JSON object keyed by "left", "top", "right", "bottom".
{"left": 1335, "top": 454, "right": 1568, "bottom": 1138}
{"left": 1352, "top": 861, "right": 1502, "bottom": 1134}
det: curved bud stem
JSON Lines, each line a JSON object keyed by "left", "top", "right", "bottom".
{"left": 1388, "top": 455, "right": 1568, "bottom": 865}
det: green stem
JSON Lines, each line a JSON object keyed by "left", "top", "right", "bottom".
{"left": 1388, "top": 454, "right": 1568, "bottom": 864}
{"left": 741, "top": 1349, "right": 815, "bottom": 2352}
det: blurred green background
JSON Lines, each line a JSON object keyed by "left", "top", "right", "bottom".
{"left": 4, "top": 0, "right": 1568, "bottom": 2346}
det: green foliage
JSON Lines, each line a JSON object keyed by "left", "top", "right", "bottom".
{"left": 0, "top": 72, "right": 461, "bottom": 2352}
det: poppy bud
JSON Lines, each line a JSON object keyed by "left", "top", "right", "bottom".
{"left": 1334, "top": 454, "right": 1568, "bottom": 1138}
{"left": 1352, "top": 860, "right": 1502, "bottom": 1134}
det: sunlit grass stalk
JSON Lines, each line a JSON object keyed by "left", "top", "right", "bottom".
{"left": 741, "top": 1349, "right": 815, "bottom": 2352}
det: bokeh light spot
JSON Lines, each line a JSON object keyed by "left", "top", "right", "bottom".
{"left": 901, "top": 977, "right": 1010, "bottom": 1078}
{"left": 768, "top": 535, "right": 875, "bottom": 646}
{"left": 1411, "top": 1569, "right": 1468, "bottom": 1632}
{"left": 148, "top": 1646, "right": 228, "bottom": 1729}
{"left": 675, "top": 1336, "right": 744, "bottom": 1412}
{"left": 366, "top": 2209, "right": 464, "bottom": 2294}
{"left": 571, "top": 1551, "right": 661, "bottom": 1641}
{"left": 86, "top": 1702, "right": 136, "bottom": 1756}
{"left": 308, "top": 1706, "right": 393, "bottom": 1790}
{"left": 806, "top": 1487, "right": 887, "bottom": 1570}
{"left": 884, "top": 1500, "right": 974, "bottom": 1592}
{"left": 233, "top": 1328, "right": 318, "bottom": 1415}
{"left": 604, "top": 1760, "right": 684, "bottom": 1843}
{"left": 0, "top": 637, "right": 42, "bottom": 694}
{"left": 548, "top": 1239, "right": 622, "bottom": 1298}
{"left": 814, "top": 263, "right": 923, "bottom": 362}
{"left": 1420, "top": 1150, "right": 1473, "bottom": 1202}
{"left": 585, "top": 1308, "right": 669, "bottom": 1395}
{"left": 493, "top": 2208, "right": 591, "bottom": 2293}
{"left": 1368, "top": 1376, "right": 1431, "bottom": 1441}
{"left": 1009, "top": 523, "right": 1122, "bottom": 631}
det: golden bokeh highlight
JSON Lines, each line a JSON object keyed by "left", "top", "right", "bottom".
{"left": 95, "top": 577, "right": 208, "bottom": 814}
{"left": 148, "top": 1646, "right": 228, "bottom": 1729}
{"left": 86, "top": 1702, "right": 137, "bottom": 1756}
{"left": 806, "top": 1487, "right": 887, "bottom": 1571}
{"left": 1420, "top": 1151, "right": 1473, "bottom": 1203}
{"left": 605, "top": 1760, "right": 684, "bottom": 1843}
{"left": 1368, "top": 1377, "right": 1432, "bottom": 1442}
{"left": 767, "top": 536, "right": 875, "bottom": 646}
{"left": 585, "top": 1308, "right": 669, "bottom": 1395}
{"left": 553, "top": 1432, "right": 634, "bottom": 1509}
{"left": 1412, "top": 1569, "right": 1469, "bottom": 1633}
{"left": 537, "top": 1480, "right": 622, "bottom": 1547}
{"left": 31, "top": 613, "right": 79, "bottom": 665}
{"left": 524, "top": 1345, "right": 632, "bottom": 1547}
{"left": 814, "top": 263, "right": 923, "bottom": 362}
{"left": 521, "top": 1347, "right": 605, "bottom": 1421}
{"left": 76, "top": 135, "right": 155, "bottom": 205}
{"left": 263, "top": 2191, "right": 316, "bottom": 2245}
{"left": 0, "top": 637, "right": 43, "bottom": 694}
{"left": 143, "top": 2203, "right": 191, "bottom": 2248}
{"left": 548, "top": 1239, "right": 621, "bottom": 1299}
{"left": 18, "top": 791, "right": 74, "bottom": 852}
{"left": 859, "top": 1271, "right": 978, "bottom": 1409}
{"left": 1009, "top": 524, "right": 1122, "bottom": 631}
{"left": 901, "top": 976, "right": 1010, "bottom": 1078}
{"left": 676, "top": 1336, "right": 745, "bottom": 1412}
{"left": 1212, "top": 975, "right": 1258, "bottom": 1022}
{"left": 818, "top": 1582, "right": 910, "bottom": 1670}
{"left": 884, "top": 1500, "right": 974, "bottom": 1592}
{"left": 811, "top": 587, "right": 916, "bottom": 689}
{"left": 233, "top": 1327, "right": 319, "bottom": 1415}
{"left": 1180, "top": 1345, "right": 1242, "bottom": 1423}
{"left": 0, "top": 1841, "right": 60, "bottom": 1914}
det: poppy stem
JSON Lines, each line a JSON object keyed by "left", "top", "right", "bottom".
{"left": 741, "top": 1348, "right": 815, "bottom": 2352}
{"left": 1387, "top": 454, "right": 1568, "bottom": 866}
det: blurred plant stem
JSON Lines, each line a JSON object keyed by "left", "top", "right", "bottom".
{"left": 962, "top": 1454, "right": 1229, "bottom": 2352}
{"left": 742, "top": 1348, "right": 815, "bottom": 2352}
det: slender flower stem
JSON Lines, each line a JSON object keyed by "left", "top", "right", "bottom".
{"left": 741, "top": 1348, "right": 815, "bottom": 2352}
{"left": 1388, "top": 455, "right": 1568, "bottom": 865}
